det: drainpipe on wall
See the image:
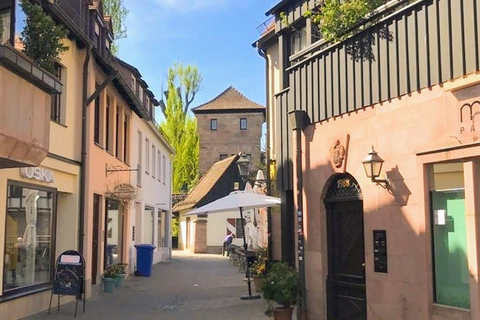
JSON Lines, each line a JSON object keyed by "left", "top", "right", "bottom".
{"left": 289, "top": 110, "right": 311, "bottom": 320}
{"left": 79, "top": 45, "right": 91, "bottom": 255}
{"left": 257, "top": 47, "right": 273, "bottom": 261}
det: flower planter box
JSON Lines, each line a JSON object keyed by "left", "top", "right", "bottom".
{"left": 103, "top": 277, "right": 116, "bottom": 293}
{"left": 115, "top": 274, "right": 127, "bottom": 287}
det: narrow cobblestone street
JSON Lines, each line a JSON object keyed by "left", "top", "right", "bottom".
{"left": 24, "top": 251, "right": 271, "bottom": 320}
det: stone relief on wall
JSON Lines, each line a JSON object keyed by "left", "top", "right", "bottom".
{"left": 330, "top": 139, "right": 346, "bottom": 168}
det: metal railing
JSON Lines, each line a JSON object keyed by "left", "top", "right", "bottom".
{"left": 54, "top": 0, "right": 89, "bottom": 34}
{"left": 256, "top": 16, "right": 274, "bottom": 36}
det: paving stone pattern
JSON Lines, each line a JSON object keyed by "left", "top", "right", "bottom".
{"left": 24, "top": 251, "right": 275, "bottom": 320}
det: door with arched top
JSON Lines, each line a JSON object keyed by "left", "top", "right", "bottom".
{"left": 325, "top": 173, "right": 366, "bottom": 320}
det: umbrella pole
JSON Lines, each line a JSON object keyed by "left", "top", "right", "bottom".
{"left": 240, "top": 206, "right": 260, "bottom": 300}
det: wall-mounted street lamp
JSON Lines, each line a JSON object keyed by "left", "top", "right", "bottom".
{"left": 362, "top": 146, "right": 389, "bottom": 188}
{"left": 236, "top": 154, "right": 251, "bottom": 180}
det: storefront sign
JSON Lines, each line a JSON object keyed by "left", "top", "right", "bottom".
{"left": 20, "top": 167, "right": 55, "bottom": 183}
{"left": 459, "top": 100, "right": 480, "bottom": 141}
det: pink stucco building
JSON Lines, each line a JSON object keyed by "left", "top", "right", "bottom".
{"left": 256, "top": 0, "right": 480, "bottom": 319}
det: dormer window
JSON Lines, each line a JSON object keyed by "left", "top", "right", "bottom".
{"left": 94, "top": 21, "right": 101, "bottom": 48}
{"left": 138, "top": 86, "right": 144, "bottom": 103}
{"left": 146, "top": 96, "right": 151, "bottom": 114}
{"left": 131, "top": 75, "right": 136, "bottom": 91}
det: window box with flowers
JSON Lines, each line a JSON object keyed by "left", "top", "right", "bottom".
{"left": 250, "top": 247, "right": 268, "bottom": 293}
{"left": 102, "top": 266, "right": 117, "bottom": 293}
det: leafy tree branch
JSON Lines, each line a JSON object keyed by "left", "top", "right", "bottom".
{"left": 160, "top": 63, "right": 202, "bottom": 192}
{"left": 102, "top": 0, "right": 128, "bottom": 55}
{"left": 20, "top": 0, "right": 68, "bottom": 73}
{"left": 304, "top": 0, "right": 385, "bottom": 42}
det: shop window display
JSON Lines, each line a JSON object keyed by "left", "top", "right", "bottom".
{"left": 3, "top": 184, "right": 54, "bottom": 292}
{"left": 431, "top": 163, "right": 470, "bottom": 309}
{"left": 105, "top": 199, "right": 122, "bottom": 266}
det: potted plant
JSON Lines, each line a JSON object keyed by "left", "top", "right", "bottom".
{"left": 113, "top": 263, "right": 128, "bottom": 287}
{"left": 102, "top": 266, "right": 117, "bottom": 293}
{"left": 261, "top": 262, "right": 299, "bottom": 320}
{"left": 250, "top": 247, "right": 268, "bottom": 293}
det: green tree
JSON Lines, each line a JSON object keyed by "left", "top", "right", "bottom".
{"left": 160, "top": 64, "right": 202, "bottom": 192}
{"left": 159, "top": 63, "right": 203, "bottom": 116}
{"left": 102, "top": 0, "right": 128, "bottom": 55}
{"left": 20, "top": 0, "right": 68, "bottom": 73}
{"left": 304, "top": 0, "right": 385, "bottom": 42}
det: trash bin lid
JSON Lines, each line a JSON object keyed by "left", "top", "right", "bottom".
{"left": 134, "top": 244, "right": 156, "bottom": 250}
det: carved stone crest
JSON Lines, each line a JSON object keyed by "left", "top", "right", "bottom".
{"left": 330, "top": 140, "right": 346, "bottom": 168}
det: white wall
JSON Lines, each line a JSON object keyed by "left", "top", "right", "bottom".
{"left": 130, "top": 113, "right": 173, "bottom": 269}
{"left": 205, "top": 210, "right": 244, "bottom": 247}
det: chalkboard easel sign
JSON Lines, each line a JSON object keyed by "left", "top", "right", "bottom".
{"left": 48, "top": 250, "right": 86, "bottom": 317}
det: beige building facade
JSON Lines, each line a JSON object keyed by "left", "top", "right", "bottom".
{"left": 0, "top": 17, "right": 83, "bottom": 320}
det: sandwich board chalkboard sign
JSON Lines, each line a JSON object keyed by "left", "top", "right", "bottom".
{"left": 49, "top": 250, "right": 86, "bottom": 317}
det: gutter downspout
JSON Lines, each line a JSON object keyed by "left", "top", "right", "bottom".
{"left": 257, "top": 47, "right": 273, "bottom": 262}
{"left": 295, "top": 127, "right": 307, "bottom": 320}
{"left": 79, "top": 45, "right": 91, "bottom": 255}
{"left": 289, "top": 110, "right": 310, "bottom": 320}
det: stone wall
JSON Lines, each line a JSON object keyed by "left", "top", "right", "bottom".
{"left": 196, "top": 111, "right": 264, "bottom": 175}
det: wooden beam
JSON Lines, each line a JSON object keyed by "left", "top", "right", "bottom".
{"left": 86, "top": 70, "right": 118, "bottom": 106}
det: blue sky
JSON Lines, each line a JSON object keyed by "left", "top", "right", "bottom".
{"left": 118, "top": 0, "right": 278, "bottom": 120}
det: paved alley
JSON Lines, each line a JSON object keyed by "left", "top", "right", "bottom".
{"left": 24, "top": 251, "right": 270, "bottom": 320}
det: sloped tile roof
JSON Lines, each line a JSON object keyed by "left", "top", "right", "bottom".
{"left": 172, "top": 193, "right": 187, "bottom": 207}
{"left": 173, "top": 154, "right": 240, "bottom": 212}
{"left": 192, "top": 86, "right": 264, "bottom": 112}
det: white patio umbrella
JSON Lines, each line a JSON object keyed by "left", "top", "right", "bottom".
{"left": 187, "top": 191, "right": 281, "bottom": 216}
{"left": 187, "top": 190, "right": 281, "bottom": 300}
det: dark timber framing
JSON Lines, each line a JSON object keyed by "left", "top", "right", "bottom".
{"left": 270, "top": 0, "right": 480, "bottom": 191}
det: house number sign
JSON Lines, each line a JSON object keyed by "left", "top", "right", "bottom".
{"left": 20, "top": 167, "right": 55, "bottom": 183}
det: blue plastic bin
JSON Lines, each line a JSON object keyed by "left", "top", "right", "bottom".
{"left": 134, "top": 244, "right": 156, "bottom": 277}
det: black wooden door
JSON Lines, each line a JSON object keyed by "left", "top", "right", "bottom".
{"left": 326, "top": 200, "right": 366, "bottom": 320}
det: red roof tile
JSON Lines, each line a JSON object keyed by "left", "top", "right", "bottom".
{"left": 192, "top": 86, "right": 264, "bottom": 112}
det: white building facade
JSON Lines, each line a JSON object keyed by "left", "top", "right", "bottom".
{"left": 130, "top": 116, "right": 174, "bottom": 270}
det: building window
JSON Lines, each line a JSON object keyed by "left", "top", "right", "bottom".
{"left": 51, "top": 62, "right": 63, "bottom": 124}
{"left": 430, "top": 163, "right": 470, "bottom": 309}
{"left": 312, "top": 23, "right": 322, "bottom": 44}
{"left": 123, "top": 114, "right": 128, "bottom": 163}
{"left": 94, "top": 83, "right": 101, "bottom": 144}
{"left": 138, "top": 86, "right": 144, "bottom": 103}
{"left": 220, "top": 154, "right": 228, "bottom": 160}
{"left": 4, "top": 183, "right": 55, "bottom": 294}
{"left": 210, "top": 119, "right": 217, "bottom": 131}
{"left": 131, "top": 75, "right": 136, "bottom": 91}
{"left": 94, "top": 21, "right": 101, "bottom": 48}
{"left": 235, "top": 218, "right": 245, "bottom": 238}
{"left": 105, "top": 38, "right": 110, "bottom": 51}
{"left": 146, "top": 96, "right": 151, "bottom": 116}
{"left": 145, "top": 139, "right": 150, "bottom": 174}
{"left": 105, "top": 96, "right": 111, "bottom": 152}
{"left": 144, "top": 207, "right": 155, "bottom": 245}
{"left": 105, "top": 198, "right": 122, "bottom": 266}
{"left": 289, "top": 26, "right": 307, "bottom": 55}
{"left": 137, "top": 131, "right": 142, "bottom": 187}
{"left": 157, "top": 151, "right": 161, "bottom": 182}
{"left": 0, "top": 8, "right": 11, "bottom": 45}
{"left": 152, "top": 146, "right": 156, "bottom": 178}
{"left": 157, "top": 211, "right": 163, "bottom": 248}
{"left": 240, "top": 118, "right": 247, "bottom": 130}
{"left": 162, "top": 155, "right": 166, "bottom": 184}
{"left": 115, "top": 107, "right": 120, "bottom": 158}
